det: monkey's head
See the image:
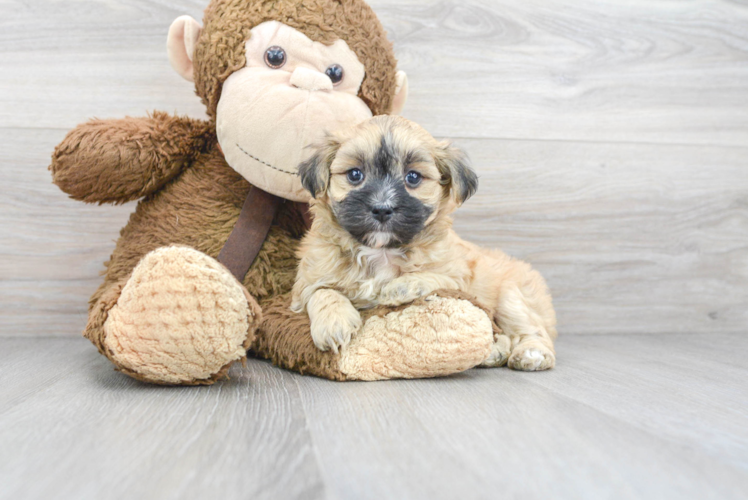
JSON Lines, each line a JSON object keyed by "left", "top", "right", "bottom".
{"left": 167, "top": 0, "right": 408, "bottom": 202}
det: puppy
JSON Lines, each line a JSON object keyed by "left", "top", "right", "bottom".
{"left": 291, "top": 116, "right": 557, "bottom": 371}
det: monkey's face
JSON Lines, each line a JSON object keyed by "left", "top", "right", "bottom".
{"left": 299, "top": 116, "right": 478, "bottom": 249}
{"left": 215, "top": 21, "right": 374, "bottom": 202}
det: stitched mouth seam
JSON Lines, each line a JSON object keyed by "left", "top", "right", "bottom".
{"left": 236, "top": 143, "right": 298, "bottom": 176}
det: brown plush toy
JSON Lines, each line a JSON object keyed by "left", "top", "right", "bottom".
{"left": 49, "top": 0, "right": 502, "bottom": 385}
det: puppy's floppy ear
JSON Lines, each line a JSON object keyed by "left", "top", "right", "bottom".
{"left": 298, "top": 135, "right": 342, "bottom": 198}
{"left": 434, "top": 141, "right": 478, "bottom": 205}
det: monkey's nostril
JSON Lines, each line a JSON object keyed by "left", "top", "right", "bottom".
{"left": 371, "top": 205, "right": 394, "bottom": 222}
{"left": 289, "top": 67, "right": 333, "bottom": 91}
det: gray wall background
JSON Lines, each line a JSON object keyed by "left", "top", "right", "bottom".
{"left": 1, "top": 0, "right": 746, "bottom": 336}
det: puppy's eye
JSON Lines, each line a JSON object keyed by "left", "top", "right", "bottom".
{"left": 325, "top": 64, "right": 344, "bottom": 85}
{"left": 405, "top": 170, "right": 422, "bottom": 188}
{"left": 264, "top": 46, "right": 286, "bottom": 69}
{"left": 346, "top": 168, "right": 364, "bottom": 185}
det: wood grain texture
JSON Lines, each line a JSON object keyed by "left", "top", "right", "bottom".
{"left": 2, "top": 0, "right": 747, "bottom": 145}
{"left": 0, "top": 0, "right": 747, "bottom": 337}
{"left": 455, "top": 138, "right": 748, "bottom": 334}
{"left": 382, "top": 0, "right": 748, "bottom": 146}
{"left": 2, "top": 127, "right": 746, "bottom": 335}
{"left": 1, "top": 334, "right": 746, "bottom": 500}
{"left": 0, "top": 338, "right": 326, "bottom": 500}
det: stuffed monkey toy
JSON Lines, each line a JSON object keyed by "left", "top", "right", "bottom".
{"left": 49, "top": 0, "right": 512, "bottom": 385}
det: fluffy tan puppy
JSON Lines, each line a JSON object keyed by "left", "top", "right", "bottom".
{"left": 292, "top": 116, "right": 557, "bottom": 371}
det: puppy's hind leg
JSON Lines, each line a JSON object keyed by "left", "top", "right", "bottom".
{"left": 495, "top": 278, "right": 557, "bottom": 371}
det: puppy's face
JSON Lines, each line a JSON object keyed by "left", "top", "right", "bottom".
{"left": 299, "top": 116, "right": 477, "bottom": 248}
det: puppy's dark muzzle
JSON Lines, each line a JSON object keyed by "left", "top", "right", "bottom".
{"left": 371, "top": 204, "right": 394, "bottom": 223}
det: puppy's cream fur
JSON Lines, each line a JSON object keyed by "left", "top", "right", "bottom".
{"left": 292, "top": 116, "right": 557, "bottom": 370}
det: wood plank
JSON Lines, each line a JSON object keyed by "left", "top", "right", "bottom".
{"left": 0, "top": 279, "right": 104, "bottom": 337}
{"left": 0, "top": 126, "right": 132, "bottom": 336}
{"left": 0, "top": 338, "right": 326, "bottom": 500}
{"left": 383, "top": 0, "right": 748, "bottom": 146}
{"left": 1, "top": 0, "right": 747, "bottom": 337}
{"left": 455, "top": 138, "right": 748, "bottom": 335}
{"left": 292, "top": 333, "right": 748, "bottom": 499}
{"left": 522, "top": 333, "right": 748, "bottom": 469}
{"left": 0, "top": 127, "right": 132, "bottom": 282}
{"left": 2, "top": 125, "right": 746, "bottom": 336}
{"left": 1, "top": 335, "right": 747, "bottom": 499}
{"left": 1, "top": 0, "right": 747, "bottom": 146}
{"left": 0, "top": 0, "right": 208, "bottom": 128}
{"left": 0, "top": 338, "right": 96, "bottom": 414}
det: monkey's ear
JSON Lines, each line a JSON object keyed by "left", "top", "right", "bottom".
{"left": 434, "top": 142, "right": 478, "bottom": 205}
{"left": 298, "top": 136, "right": 342, "bottom": 199}
{"left": 167, "top": 15, "right": 202, "bottom": 82}
{"left": 390, "top": 71, "right": 409, "bottom": 115}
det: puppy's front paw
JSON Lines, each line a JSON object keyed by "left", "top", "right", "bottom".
{"left": 479, "top": 334, "right": 511, "bottom": 368}
{"left": 308, "top": 291, "right": 362, "bottom": 353}
{"left": 379, "top": 276, "right": 431, "bottom": 306}
{"left": 310, "top": 307, "right": 361, "bottom": 353}
{"left": 508, "top": 341, "right": 555, "bottom": 371}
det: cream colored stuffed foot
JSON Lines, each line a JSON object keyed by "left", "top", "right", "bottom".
{"left": 479, "top": 334, "right": 511, "bottom": 368}
{"left": 508, "top": 341, "right": 555, "bottom": 371}
{"left": 338, "top": 295, "right": 494, "bottom": 381}
{"left": 103, "top": 246, "right": 259, "bottom": 384}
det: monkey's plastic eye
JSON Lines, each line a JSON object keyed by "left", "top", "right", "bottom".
{"left": 405, "top": 170, "right": 422, "bottom": 188}
{"left": 264, "top": 46, "right": 286, "bottom": 69}
{"left": 347, "top": 168, "right": 364, "bottom": 184}
{"left": 325, "top": 64, "right": 344, "bottom": 85}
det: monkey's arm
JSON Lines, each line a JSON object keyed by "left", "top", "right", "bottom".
{"left": 50, "top": 111, "right": 212, "bottom": 204}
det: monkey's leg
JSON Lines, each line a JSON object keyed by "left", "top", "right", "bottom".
{"left": 254, "top": 290, "right": 494, "bottom": 381}
{"left": 494, "top": 278, "right": 558, "bottom": 372}
{"left": 86, "top": 246, "right": 261, "bottom": 385}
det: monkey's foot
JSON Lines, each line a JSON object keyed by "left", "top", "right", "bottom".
{"left": 102, "top": 246, "right": 261, "bottom": 385}
{"left": 339, "top": 293, "right": 494, "bottom": 380}
{"left": 256, "top": 290, "right": 493, "bottom": 381}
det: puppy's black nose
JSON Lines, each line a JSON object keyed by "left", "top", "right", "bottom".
{"left": 371, "top": 205, "right": 394, "bottom": 223}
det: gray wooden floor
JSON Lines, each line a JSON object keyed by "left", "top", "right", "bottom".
{"left": 1, "top": 334, "right": 746, "bottom": 500}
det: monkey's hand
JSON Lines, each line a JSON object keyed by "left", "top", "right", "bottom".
{"left": 307, "top": 289, "right": 362, "bottom": 353}
{"left": 379, "top": 273, "right": 461, "bottom": 306}
{"left": 50, "top": 111, "right": 211, "bottom": 204}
